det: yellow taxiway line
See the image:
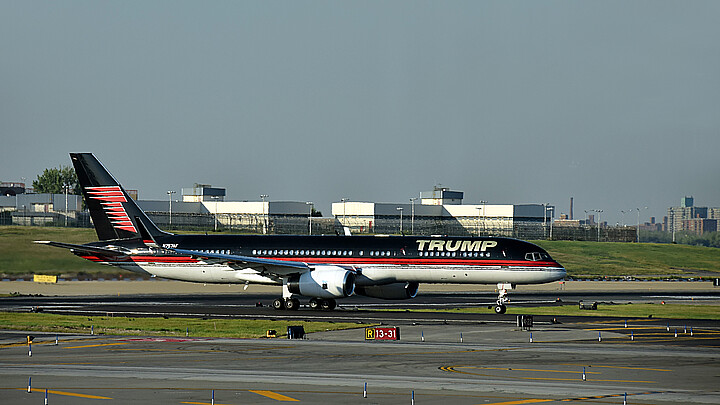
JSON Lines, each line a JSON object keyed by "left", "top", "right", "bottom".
{"left": 249, "top": 390, "right": 300, "bottom": 401}
{"left": 22, "top": 387, "right": 112, "bottom": 399}
{"left": 481, "top": 391, "right": 659, "bottom": 405}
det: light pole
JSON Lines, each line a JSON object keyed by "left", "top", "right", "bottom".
{"left": 543, "top": 203, "right": 548, "bottom": 239}
{"left": 545, "top": 205, "right": 554, "bottom": 240}
{"left": 260, "top": 194, "right": 268, "bottom": 234}
{"left": 636, "top": 206, "right": 647, "bottom": 243}
{"left": 670, "top": 209, "right": 676, "bottom": 243}
{"left": 19, "top": 177, "right": 25, "bottom": 224}
{"left": 410, "top": 197, "right": 417, "bottom": 235}
{"left": 210, "top": 196, "right": 220, "bottom": 231}
{"left": 478, "top": 201, "right": 487, "bottom": 236}
{"left": 341, "top": 198, "right": 348, "bottom": 228}
{"left": 396, "top": 207, "right": 404, "bottom": 235}
{"left": 167, "top": 190, "right": 176, "bottom": 228}
{"left": 64, "top": 183, "right": 70, "bottom": 227}
{"left": 620, "top": 210, "right": 631, "bottom": 227}
{"left": 306, "top": 202, "right": 313, "bottom": 235}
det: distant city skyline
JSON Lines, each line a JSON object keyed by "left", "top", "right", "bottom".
{"left": 2, "top": 1, "right": 719, "bottom": 226}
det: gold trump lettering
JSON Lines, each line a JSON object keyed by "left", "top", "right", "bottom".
{"left": 416, "top": 240, "right": 497, "bottom": 252}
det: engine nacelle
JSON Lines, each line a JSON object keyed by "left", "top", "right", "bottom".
{"left": 287, "top": 266, "right": 355, "bottom": 299}
{"left": 355, "top": 282, "right": 419, "bottom": 300}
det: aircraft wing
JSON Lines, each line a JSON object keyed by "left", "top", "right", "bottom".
{"left": 173, "top": 248, "right": 311, "bottom": 276}
{"left": 34, "top": 241, "right": 130, "bottom": 257}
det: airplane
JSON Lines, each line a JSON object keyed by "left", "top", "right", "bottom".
{"left": 37, "top": 153, "right": 566, "bottom": 314}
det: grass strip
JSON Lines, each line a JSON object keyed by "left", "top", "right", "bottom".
{"left": 534, "top": 240, "right": 720, "bottom": 277}
{"left": 4, "top": 226, "right": 720, "bottom": 277}
{"left": 0, "top": 312, "right": 373, "bottom": 339}
{"left": 375, "top": 303, "right": 720, "bottom": 320}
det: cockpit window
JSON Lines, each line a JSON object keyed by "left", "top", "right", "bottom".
{"left": 525, "top": 252, "right": 547, "bottom": 261}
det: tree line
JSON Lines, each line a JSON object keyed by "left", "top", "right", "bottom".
{"left": 641, "top": 230, "right": 720, "bottom": 248}
{"left": 32, "top": 166, "right": 79, "bottom": 195}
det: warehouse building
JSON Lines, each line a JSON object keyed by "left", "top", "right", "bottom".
{"left": 139, "top": 199, "right": 324, "bottom": 234}
{"left": 332, "top": 187, "right": 552, "bottom": 238}
{"left": 138, "top": 185, "right": 326, "bottom": 234}
{"left": 0, "top": 192, "right": 84, "bottom": 226}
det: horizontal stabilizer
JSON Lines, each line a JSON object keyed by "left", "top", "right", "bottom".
{"left": 34, "top": 241, "right": 129, "bottom": 256}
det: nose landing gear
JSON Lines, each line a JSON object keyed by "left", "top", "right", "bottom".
{"left": 494, "top": 283, "right": 514, "bottom": 314}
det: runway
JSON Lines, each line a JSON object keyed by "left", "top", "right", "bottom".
{"left": 1, "top": 320, "right": 719, "bottom": 404}
{"left": 2, "top": 284, "right": 720, "bottom": 330}
{"left": 1, "top": 282, "right": 719, "bottom": 403}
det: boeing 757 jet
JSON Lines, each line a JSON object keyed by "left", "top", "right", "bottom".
{"left": 37, "top": 153, "right": 566, "bottom": 313}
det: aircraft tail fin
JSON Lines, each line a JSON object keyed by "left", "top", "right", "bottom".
{"left": 70, "top": 153, "right": 171, "bottom": 241}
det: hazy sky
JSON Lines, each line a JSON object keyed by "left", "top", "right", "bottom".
{"left": 2, "top": 1, "right": 719, "bottom": 224}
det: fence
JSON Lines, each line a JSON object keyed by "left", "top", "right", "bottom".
{"left": 2, "top": 209, "right": 637, "bottom": 242}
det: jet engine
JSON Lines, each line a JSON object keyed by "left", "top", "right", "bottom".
{"left": 287, "top": 266, "right": 355, "bottom": 299}
{"left": 355, "top": 282, "right": 419, "bottom": 300}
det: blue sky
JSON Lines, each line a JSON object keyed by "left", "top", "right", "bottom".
{"left": 2, "top": 1, "right": 719, "bottom": 224}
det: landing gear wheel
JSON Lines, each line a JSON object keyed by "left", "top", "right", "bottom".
{"left": 494, "top": 304, "right": 507, "bottom": 314}
{"left": 320, "top": 298, "right": 337, "bottom": 310}
{"left": 284, "top": 298, "right": 300, "bottom": 311}
{"left": 309, "top": 298, "right": 320, "bottom": 310}
{"left": 272, "top": 298, "right": 284, "bottom": 310}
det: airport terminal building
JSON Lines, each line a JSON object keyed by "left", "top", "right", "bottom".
{"left": 3, "top": 181, "right": 637, "bottom": 240}
{"left": 331, "top": 187, "right": 552, "bottom": 238}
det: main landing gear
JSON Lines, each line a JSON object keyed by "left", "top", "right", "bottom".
{"left": 493, "top": 283, "right": 514, "bottom": 314}
{"left": 309, "top": 297, "right": 336, "bottom": 310}
{"left": 272, "top": 297, "right": 336, "bottom": 311}
{"left": 272, "top": 297, "right": 300, "bottom": 310}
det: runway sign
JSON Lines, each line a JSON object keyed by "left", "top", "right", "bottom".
{"left": 365, "top": 326, "right": 400, "bottom": 341}
{"left": 33, "top": 275, "right": 58, "bottom": 283}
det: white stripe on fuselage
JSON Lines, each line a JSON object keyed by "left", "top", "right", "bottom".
{"left": 106, "top": 261, "right": 564, "bottom": 286}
